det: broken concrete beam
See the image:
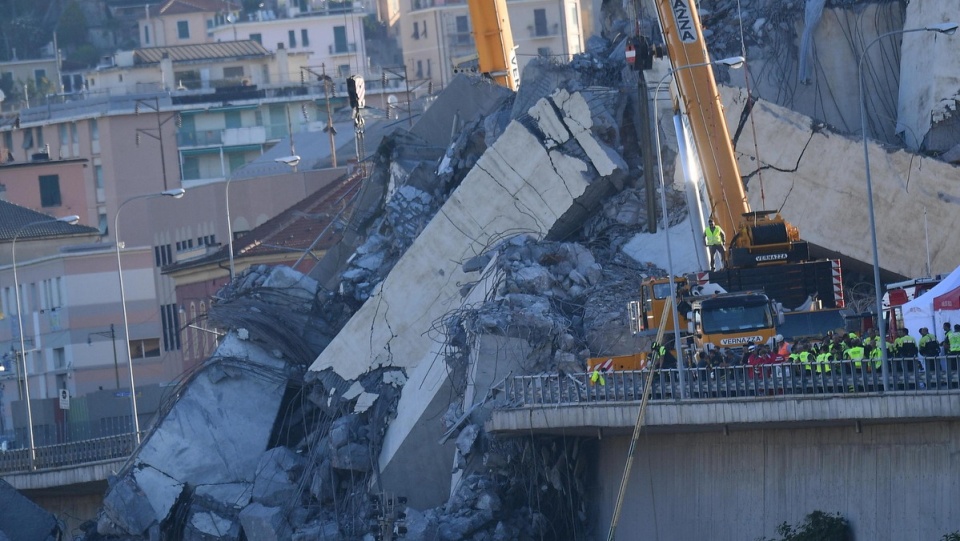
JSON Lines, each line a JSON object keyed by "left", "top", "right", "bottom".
{"left": 720, "top": 85, "right": 960, "bottom": 278}
{"left": 98, "top": 465, "right": 184, "bottom": 536}
{"left": 183, "top": 507, "right": 240, "bottom": 541}
{"left": 0, "top": 479, "right": 59, "bottom": 541}
{"left": 135, "top": 350, "right": 287, "bottom": 485}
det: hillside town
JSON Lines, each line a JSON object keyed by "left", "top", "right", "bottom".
{"left": 1, "top": 0, "right": 960, "bottom": 539}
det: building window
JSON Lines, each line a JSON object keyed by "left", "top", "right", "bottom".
{"left": 177, "top": 20, "right": 190, "bottom": 39}
{"left": 53, "top": 347, "right": 66, "bottom": 369}
{"left": 427, "top": 58, "right": 431, "bottom": 77}
{"left": 161, "top": 303, "right": 181, "bottom": 351}
{"left": 249, "top": 33, "right": 262, "bottom": 44}
{"left": 537, "top": 46, "right": 553, "bottom": 57}
{"left": 288, "top": 30, "right": 296, "bottom": 48}
{"left": 334, "top": 26, "right": 347, "bottom": 52}
{"left": 534, "top": 9, "right": 548, "bottom": 36}
{"left": 455, "top": 16, "right": 470, "bottom": 44}
{"left": 182, "top": 156, "right": 199, "bottom": 180}
{"left": 36, "top": 127, "right": 44, "bottom": 148}
{"left": 223, "top": 66, "right": 244, "bottom": 79}
{"left": 154, "top": 244, "right": 173, "bottom": 266}
{"left": 144, "top": 25, "right": 150, "bottom": 44}
{"left": 301, "top": 29, "right": 309, "bottom": 47}
{"left": 71, "top": 123, "right": 78, "bottom": 145}
{"left": 98, "top": 212, "right": 108, "bottom": 236}
{"left": 412, "top": 21, "right": 419, "bottom": 40}
{"left": 22, "top": 128, "right": 34, "bottom": 149}
{"left": 95, "top": 164, "right": 104, "bottom": 189}
{"left": 416, "top": 60, "right": 423, "bottom": 78}
{"left": 34, "top": 69, "right": 47, "bottom": 86}
{"left": 224, "top": 110, "right": 242, "bottom": 129}
{"left": 90, "top": 119, "right": 99, "bottom": 141}
{"left": 130, "top": 338, "right": 161, "bottom": 359}
{"left": 59, "top": 124, "right": 68, "bottom": 146}
{"left": 39, "top": 174, "right": 62, "bottom": 207}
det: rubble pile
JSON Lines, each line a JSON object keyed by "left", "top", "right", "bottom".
{"left": 84, "top": 35, "right": 678, "bottom": 541}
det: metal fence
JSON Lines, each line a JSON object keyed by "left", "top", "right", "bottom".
{"left": 502, "top": 357, "right": 960, "bottom": 408}
{"left": 0, "top": 432, "right": 137, "bottom": 474}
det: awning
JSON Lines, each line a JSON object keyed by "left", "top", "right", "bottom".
{"left": 180, "top": 104, "right": 260, "bottom": 115}
{"left": 180, "top": 144, "right": 261, "bottom": 157}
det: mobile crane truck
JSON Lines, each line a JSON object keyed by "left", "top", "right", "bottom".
{"left": 589, "top": 0, "right": 847, "bottom": 371}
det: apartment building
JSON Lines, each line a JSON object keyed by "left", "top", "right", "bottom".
{"left": 139, "top": 0, "right": 371, "bottom": 80}
{"left": 399, "top": 0, "right": 584, "bottom": 89}
{"left": 0, "top": 79, "right": 348, "bottom": 437}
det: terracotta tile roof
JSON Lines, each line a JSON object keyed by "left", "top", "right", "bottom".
{"left": 134, "top": 41, "right": 270, "bottom": 64}
{"left": 163, "top": 171, "right": 364, "bottom": 273}
{"left": 148, "top": 0, "right": 239, "bottom": 16}
{"left": 0, "top": 201, "right": 100, "bottom": 242}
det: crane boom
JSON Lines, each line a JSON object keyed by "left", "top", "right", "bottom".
{"left": 651, "top": 0, "right": 747, "bottom": 243}
{"left": 466, "top": 0, "right": 520, "bottom": 90}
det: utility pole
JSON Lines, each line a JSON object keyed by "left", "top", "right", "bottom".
{"left": 321, "top": 64, "right": 337, "bottom": 167}
{"left": 89, "top": 324, "right": 121, "bottom": 389}
{"left": 135, "top": 97, "right": 176, "bottom": 191}
{"left": 300, "top": 65, "right": 339, "bottom": 167}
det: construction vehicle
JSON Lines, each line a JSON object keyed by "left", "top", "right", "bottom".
{"left": 590, "top": 0, "right": 846, "bottom": 371}
{"left": 465, "top": 0, "right": 519, "bottom": 90}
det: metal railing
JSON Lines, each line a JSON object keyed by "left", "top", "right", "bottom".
{"left": 501, "top": 357, "right": 960, "bottom": 408}
{"left": 0, "top": 432, "right": 137, "bottom": 474}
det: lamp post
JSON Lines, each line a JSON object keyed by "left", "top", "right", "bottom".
{"left": 652, "top": 56, "right": 745, "bottom": 398}
{"left": 116, "top": 188, "right": 185, "bottom": 443}
{"left": 88, "top": 324, "right": 120, "bottom": 389}
{"left": 858, "top": 22, "right": 957, "bottom": 391}
{"left": 13, "top": 214, "right": 80, "bottom": 468}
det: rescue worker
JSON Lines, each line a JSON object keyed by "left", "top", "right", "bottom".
{"left": 844, "top": 338, "right": 867, "bottom": 392}
{"left": 947, "top": 324, "right": 960, "bottom": 372}
{"left": 918, "top": 327, "right": 940, "bottom": 373}
{"left": 893, "top": 328, "right": 918, "bottom": 373}
{"left": 703, "top": 218, "right": 726, "bottom": 271}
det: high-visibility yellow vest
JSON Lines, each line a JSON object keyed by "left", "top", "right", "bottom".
{"left": 591, "top": 368, "right": 605, "bottom": 386}
{"left": 704, "top": 226, "right": 724, "bottom": 246}
{"left": 815, "top": 352, "right": 832, "bottom": 373}
{"left": 845, "top": 346, "right": 866, "bottom": 368}
{"left": 949, "top": 331, "right": 960, "bottom": 353}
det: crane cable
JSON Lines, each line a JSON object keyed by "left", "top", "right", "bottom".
{"left": 734, "top": 0, "right": 767, "bottom": 211}
{"left": 606, "top": 295, "right": 674, "bottom": 540}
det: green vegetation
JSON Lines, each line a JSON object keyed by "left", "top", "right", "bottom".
{"left": 759, "top": 511, "right": 853, "bottom": 541}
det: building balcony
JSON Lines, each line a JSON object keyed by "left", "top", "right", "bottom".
{"left": 177, "top": 126, "right": 266, "bottom": 148}
{"left": 328, "top": 43, "right": 358, "bottom": 55}
{"left": 527, "top": 23, "right": 560, "bottom": 38}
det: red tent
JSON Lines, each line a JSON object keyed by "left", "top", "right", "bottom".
{"left": 934, "top": 284, "right": 960, "bottom": 311}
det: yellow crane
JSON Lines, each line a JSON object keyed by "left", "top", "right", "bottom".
{"left": 465, "top": 0, "right": 519, "bottom": 90}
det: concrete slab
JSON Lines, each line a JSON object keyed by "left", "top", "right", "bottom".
{"left": 898, "top": 0, "right": 960, "bottom": 150}
{"left": 312, "top": 84, "right": 626, "bottom": 508}
{"left": 719, "top": 86, "right": 960, "bottom": 279}
{"left": 0, "top": 478, "right": 59, "bottom": 541}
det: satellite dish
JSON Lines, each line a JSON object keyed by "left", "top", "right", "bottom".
{"left": 0, "top": 89, "right": 5, "bottom": 103}
{"left": 226, "top": 13, "right": 237, "bottom": 24}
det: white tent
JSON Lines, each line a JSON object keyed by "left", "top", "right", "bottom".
{"left": 901, "top": 264, "right": 960, "bottom": 342}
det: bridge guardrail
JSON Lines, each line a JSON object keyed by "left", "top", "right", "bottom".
{"left": 0, "top": 433, "right": 137, "bottom": 475}
{"left": 501, "top": 357, "right": 960, "bottom": 408}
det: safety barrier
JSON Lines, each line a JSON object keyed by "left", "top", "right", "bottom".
{"left": 0, "top": 433, "right": 137, "bottom": 474}
{"left": 502, "top": 357, "right": 960, "bottom": 408}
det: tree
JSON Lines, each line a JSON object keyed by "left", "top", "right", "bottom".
{"left": 56, "top": 1, "right": 88, "bottom": 50}
{"left": 759, "top": 511, "right": 853, "bottom": 541}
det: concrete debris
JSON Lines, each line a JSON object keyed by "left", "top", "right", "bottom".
{"left": 79, "top": 30, "right": 668, "bottom": 539}
{"left": 251, "top": 447, "right": 306, "bottom": 507}
{"left": 0, "top": 478, "right": 60, "bottom": 541}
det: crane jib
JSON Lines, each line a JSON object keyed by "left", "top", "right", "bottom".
{"left": 670, "top": 0, "right": 698, "bottom": 43}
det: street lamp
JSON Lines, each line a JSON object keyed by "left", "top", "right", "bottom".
{"left": 13, "top": 214, "right": 80, "bottom": 468}
{"left": 115, "top": 188, "right": 185, "bottom": 443}
{"left": 653, "top": 56, "right": 745, "bottom": 398}
{"left": 858, "top": 22, "right": 957, "bottom": 391}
